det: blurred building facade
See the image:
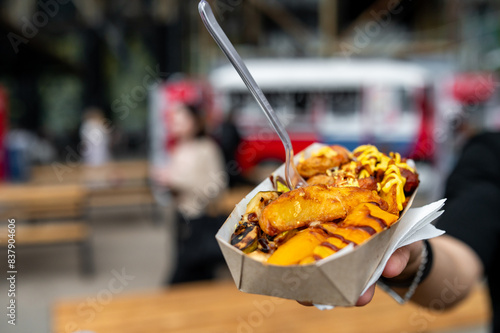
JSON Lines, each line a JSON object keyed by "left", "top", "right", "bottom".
{"left": 0, "top": 0, "right": 498, "bottom": 160}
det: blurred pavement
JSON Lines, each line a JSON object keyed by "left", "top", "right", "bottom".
{"left": 0, "top": 205, "right": 174, "bottom": 333}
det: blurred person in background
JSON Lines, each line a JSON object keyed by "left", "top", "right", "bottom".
{"left": 213, "top": 107, "right": 243, "bottom": 187}
{"left": 5, "top": 127, "right": 57, "bottom": 181}
{"left": 80, "top": 107, "right": 111, "bottom": 166}
{"left": 153, "top": 101, "right": 228, "bottom": 284}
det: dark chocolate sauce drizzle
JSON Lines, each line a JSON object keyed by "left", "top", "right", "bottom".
{"left": 319, "top": 241, "right": 340, "bottom": 252}
{"left": 330, "top": 233, "right": 357, "bottom": 246}
{"left": 367, "top": 213, "right": 388, "bottom": 229}
{"left": 354, "top": 225, "right": 377, "bottom": 236}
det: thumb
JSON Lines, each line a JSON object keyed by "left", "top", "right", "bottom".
{"left": 382, "top": 241, "right": 423, "bottom": 280}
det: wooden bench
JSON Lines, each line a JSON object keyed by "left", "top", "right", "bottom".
{"left": 52, "top": 279, "right": 491, "bottom": 333}
{"left": 0, "top": 222, "right": 88, "bottom": 245}
{"left": 31, "top": 160, "right": 158, "bottom": 219}
{"left": 31, "top": 161, "right": 256, "bottom": 222}
{"left": 30, "top": 160, "right": 150, "bottom": 186}
{"left": 0, "top": 184, "right": 93, "bottom": 274}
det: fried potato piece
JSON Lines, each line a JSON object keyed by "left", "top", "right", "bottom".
{"left": 312, "top": 236, "right": 346, "bottom": 260}
{"left": 306, "top": 174, "right": 336, "bottom": 185}
{"left": 297, "top": 145, "right": 351, "bottom": 178}
{"left": 312, "top": 226, "right": 378, "bottom": 261}
{"left": 312, "top": 228, "right": 367, "bottom": 261}
{"left": 310, "top": 204, "right": 398, "bottom": 262}
{"left": 298, "top": 256, "right": 316, "bottom": 265}
{"left": 307, "top": 172, "right": 376, "bottom": 191}
{"left": 318, "top": 222, "right": 339, "bottom": 235}
{"left": 267, "top": 228, "right": 327, "bottom": 265}
{"left": 259, "top": 185, "right": 387, "bottom": 236}
{"left": 379, "top": 183, "right": 400, "bottom": 215}
{"left": 339, "top": 202, "right": 399, "bottom": 232}
{"left": 330, "top": 227, "right": 372, "bottom": 246}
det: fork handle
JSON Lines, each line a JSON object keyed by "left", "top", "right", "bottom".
{"left": 198, "top": 0, "right": 292, "bottom": 152}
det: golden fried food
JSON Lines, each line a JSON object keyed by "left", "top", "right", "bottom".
{"left": 306, "top": 174, "right": 337, "bottom": 185}
{"left": 379, "top": 183, "right": 400, "bottom": 215}
{"left": 311, "top": 228, "right": 368, "bottom": 260}
{"left": 229, "top": 144, "right": 419, "bottom": 266}
{"left": 339, "top": 202, "right": 399, "bottom": 232}
{"left": 308, "top": 203, "right": 398, "bottom": 261}
{"left": 267, "top": 228, "right": 327, "bottom": 265}
{"left": 259, "top": 185, "right": 387, "bottom": 236}
{"left": 296, "top": 145, "right": 351, "bottom": 178}
{"left": 230, "top": 191, "right": 280, "bottom": 253}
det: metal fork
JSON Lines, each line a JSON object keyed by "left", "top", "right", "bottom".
{"left": 198, "top": 0, "right": 307, "bottom": 189}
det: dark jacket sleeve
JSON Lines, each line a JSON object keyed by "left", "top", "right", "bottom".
{"left": 436, "top": 132, "right": 500, "bottom": 274}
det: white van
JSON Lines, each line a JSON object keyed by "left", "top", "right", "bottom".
{"left": 209, "top": 58, "right": 434, "bottom": 171}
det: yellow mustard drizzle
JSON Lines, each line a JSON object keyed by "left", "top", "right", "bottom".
{"left": 390, "top": 152, "right": 415, "bottom": 173}
{"left": 342, "top": 161, "right": 357, "bottom": 173}
{"left": 381, "top": 165, "right": 406, "bottom": 211}
{"left": 353, "top": 145, "right": 409, "bottom": 211}
{"left": 359, "top": 169, "right": 370, "bottom": 179}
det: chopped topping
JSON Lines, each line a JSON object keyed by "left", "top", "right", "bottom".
{"left": 312, "top": 146, "right": 339, "bottom": 158}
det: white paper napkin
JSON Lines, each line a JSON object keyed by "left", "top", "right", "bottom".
{"left": 315, "top": 199, "right": 446, "bottom": 310}
{"left": 363, "top": 199, "right": 446, "bottom": 293}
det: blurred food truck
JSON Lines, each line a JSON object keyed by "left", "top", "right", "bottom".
{"left": 208, "top": 58, "right": 434, "bottom": 174}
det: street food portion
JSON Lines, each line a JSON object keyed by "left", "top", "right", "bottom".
{"left": 259, "top": 185, "right": 387, "bottom": 236}
{"left": 296, "top": 145, "right": 352, "bottom": 178}
{"left": 230, "top": 144, "right": 419, "bottom": 266}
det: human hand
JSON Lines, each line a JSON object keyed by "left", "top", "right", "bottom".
{"left": 356, "top": 240, "right": 424, "bottom": 306}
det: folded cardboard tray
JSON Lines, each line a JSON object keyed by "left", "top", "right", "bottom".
{"left": 216, "top": 143, "right": 421, "bottom": 306}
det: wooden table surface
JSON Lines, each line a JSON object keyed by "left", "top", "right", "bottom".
{"left": 30, "top": 160, "right": 149, "bottom": 186}
{"left": 0, "top": 183, "right": 87, "bottom": 202}
{"left": 52, "top": 279, "right": 491, "bottom": 333}
{"left": 0, "top": 183, "right": 88, "bottom": 219}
